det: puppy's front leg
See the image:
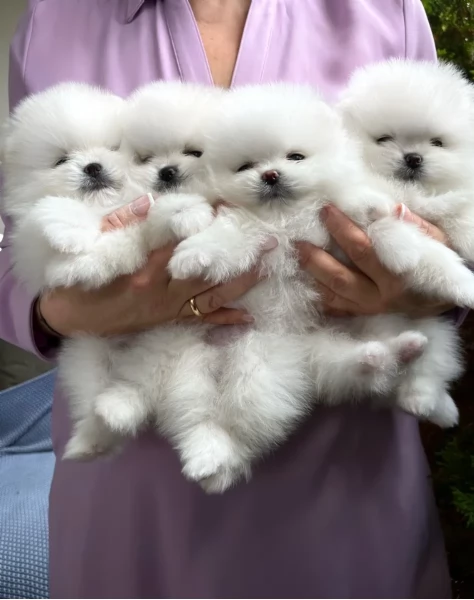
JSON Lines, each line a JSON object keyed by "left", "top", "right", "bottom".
{"left": 144, "top": 193, "right": 215, "bottom": 249}
{"left": 368, "top": 216, "right": 474, "bottom": 307}
{"left": 30, "top": 195, "right": 102, "bottom": 254}
{"left": 58, "top": 193, "right": 215, "bottom": 288}
{"left": 44, "top": 224, "right": 148, "bottom": 289}
{"left": 169, "top": 210, "right": 269, "bottom": 284}
{"left": 405, "top": 190, "right": 474, "bottom": 261}
{"left": 407, "top": 190, "right": 472, "bottom": 223}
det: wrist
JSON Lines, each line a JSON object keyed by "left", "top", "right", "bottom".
{"left": 35, "top": 295, "right": 65, "bottom": 339}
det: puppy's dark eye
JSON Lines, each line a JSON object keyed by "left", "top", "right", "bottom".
{"left": 287, "top": 153, "right": 305, "bottom": 161}
{"left": 236, "top": 162, "right": 255, "bottom": 173}
{"left": 376, "top": 135, "right": 394, "bottom": 144}
{"left": 137, "top": 154, "right": 152, "bottom": 164}
{"left": 54, "top": 156, "right": 69, "bottom": 167}
{"left": 431, "top": 138, "right": 443, "bottom": 147}
{"left": 183, "top": 149, "right": 203, "bottom": 158}
{"left": 110, "top": 145, "right": 120, "bottom": 152}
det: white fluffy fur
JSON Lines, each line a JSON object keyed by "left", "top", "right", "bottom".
{"left": 2, "top": 76, "right": 468, "bottom": 495}
{"left": 0, "top": 82, "right": 222, "bottom": 467}
{"left": 169, "top": 82, "right": 463, "bottom": 473}
{"left": 56, "top": 83, "right": 228, "bottom": 479}
{"left": 339, "top": 59, "right": 474, "bottom": 292}
{"left": 337, "top": 59, "right": 474, "bottom": 424}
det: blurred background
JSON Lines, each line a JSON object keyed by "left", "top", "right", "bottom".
{"left": 0, "top": 0, "right": 473, "bottom": 597}
{"left": 0, "top": 0, "right": 51, "bottom": 391}
{"left": 0, "top": 1, "right": 26, "bottom": 119}
{"left": 0, "top": 0, "right": 27, "bottom": 240}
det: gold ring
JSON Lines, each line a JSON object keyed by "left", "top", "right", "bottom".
{"left": 189, "top": 296, "right": 203, "bottom": 318}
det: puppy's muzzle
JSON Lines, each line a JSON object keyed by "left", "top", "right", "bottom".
{"left": 261, "top": 170, "right": 280, "bottom": 186}
{"left": 155, "top": 165, "right": 184, "bottom": 191}
{"left": 396, "top": 153, "right": 424, "bottom": 181}
{"left": 159, "top": 165, "right": 179, "bottom": 183}
{"left": 259, "top": 170, "right": 293, "bottom": 203}
{"left": 83, "top": 162, "right": 103, "bottom": 178}
{"left": 404, "top": 153, "right": 423, "bottom": 170}
{"left": 81, "top": 162, "right": 116, "bottom": 192}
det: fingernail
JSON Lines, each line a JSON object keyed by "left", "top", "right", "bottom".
{"left": 242, "top": 314, "right": 255, "bottom": 323}
{"left": 130, "top": 195, "right": 152, "bottom": 217}
{"left": 262, "top": 236, "right": 279, "bottom": 251}
{"left": 394, "top": 203, "right": 408, "bottom": 220}
{"left": 320, "top": 206, "right": 329, "bottom": 221}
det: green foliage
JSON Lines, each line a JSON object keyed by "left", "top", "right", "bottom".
{"left": 453, "top": 488, "right": 474, "bottom": 528}
{"left": 421, "top": 0, "right": 474, "bottom": 79}
{"left": 435, "top": 426, "right": 474, "bottom": 529}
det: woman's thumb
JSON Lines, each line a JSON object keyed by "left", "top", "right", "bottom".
{"left": 101, "top": 193, "right": 154, "bottom": 232}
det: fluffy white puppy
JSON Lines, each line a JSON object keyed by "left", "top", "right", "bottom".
{"left": 58, "top": 82, "right": 226, "bottom": 468}
{"left": 339, "top": 58, "right": 474, "bottom": 270}
{"left": 0, "top": 81, "right": 219, "bottom": 460}
{"left": 169, "top": 83, "right": 461, "bottom": 492}
{"left": 0, "top": 82, "right": 138, "bottom": 290}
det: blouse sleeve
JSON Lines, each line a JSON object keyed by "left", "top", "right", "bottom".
{"left": 0, "top": 2, "right": 58, "bottom": 360}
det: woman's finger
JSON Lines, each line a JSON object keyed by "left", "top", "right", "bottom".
{"left": 395, "top": 203, "right": 449, "bottom": 245}
{"left": 297, "top": 241, "right": 378, "bottom": 305}
{"left": 203, "top": 308, "right": 254, "bottom": 325}
{"left": 316, "top": 282, "right": 366, "bottom": 315}
{"left": 322, "top": 307, "right": 353, "bottom": 318}
{"left": 101, "top": 194, "right": 153, "bottom": 232}
{"left": 321, "top": 205, "right": 393, "bottom": 284}
{"left": 178, "top": 266, "right": 262, "bottom": 318}
{"left": 130, "top": 243, "right": 176, "bottom": 289}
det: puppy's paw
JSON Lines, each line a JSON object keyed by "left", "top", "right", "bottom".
{"left": 396, "top": 381, "right": 437, "bottom": 420}
{"left": 169, "top": 203, "right": 214, "bottom": 239}
{"left": 63, "top": 427, "right": 118, "bottom": 461}
{"left": 42, "top": 221, "right": 99, "bottom": 254}
{"left": 34, "top": 198, "right": 101, "bottom": 254}
{"left": 358, "top": 342, "right": 391, "bottom": 374}
{"left": 369, "top": 217, "right": 422, "bottom": 274}
{"left": 180, "top": 424, "right": 246, "bottom": 493}
{"left": 367, "top": 203, "right": 391, "bottom": 223}
{"left": 95, "top": 389, "right": 147, "bottom": 435}
{"left": 198, "top": 464, "right": 249, "bottom": 494}
{"left": 429, "top": 393, "right": 459, "bottom": 429}
{"left": 449, "top": 278, "right": 474, "bottom": 309}
{"left": 389, "top": 331, "right": 428, "bottom": 365}
{"left": 168, "top": 246, "right": 214, "bottom": 280}
{"left": 45, "top": 254, "right": 116, "bottom": 289}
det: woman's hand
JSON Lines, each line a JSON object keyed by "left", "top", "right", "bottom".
{"left": 297, "top": 204, "right": 454, "bottom": 318}
{"left": 38, "top": 195, "right": 265, "bottom": 337}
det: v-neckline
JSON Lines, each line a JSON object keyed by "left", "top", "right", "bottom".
{"left": 163, "top": 0, "right": 276, "bottom": 88}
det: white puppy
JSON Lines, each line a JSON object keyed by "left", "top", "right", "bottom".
{"left": 338, "top": 59, "right": 474, "bottom": 422}
{"left": 0, "top": 82, "right": 138, "bottom": 290}
{"left": 339, "top": 59, "right": 474, "bottom": 277}
{"left": 0, "top": 81, "right": 219, "bottom": 460}
{"left": 169, "top": 83, "right": 462, "bottom": 492}
{"left": 58, "top": 82, "right": 226, "bottom": 466}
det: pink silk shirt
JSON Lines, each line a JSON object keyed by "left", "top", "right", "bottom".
{"left": 0, "top": 1, "right": 459, "bottom": 597}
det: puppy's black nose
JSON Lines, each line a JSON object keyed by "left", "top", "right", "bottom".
{"left": 261, "top": 170, "right": 280, "bottom": 186}
{"left": 83, "top": 163, "right": 103, "bottom": 178}
{"left": 404, "top": 153, "right": 423, "bottom": 169}
{"left": 159, "top": 166, "right": 178, "bottom": 183}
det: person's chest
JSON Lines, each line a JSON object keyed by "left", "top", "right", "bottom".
{"left": 20, "top": 0, "right": 407, "bottom": 104}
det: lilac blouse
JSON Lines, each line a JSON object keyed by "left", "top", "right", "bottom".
{"left": 0, "top": 1, "right": 455, "bottom": 597}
